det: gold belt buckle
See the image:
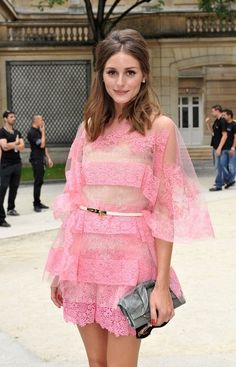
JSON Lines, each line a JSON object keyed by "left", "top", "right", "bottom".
{"left": 98, "top": 209, "right": 107, "bottom": 217}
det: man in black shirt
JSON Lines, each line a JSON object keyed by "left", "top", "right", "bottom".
{"left": 221, "top": 109, "right": 236, "bottom": 188}
{"left": 0, "top": 110, "right": 25, "bottom": 227}
{"left": 27, "top": 115, "right": 53, "bottom": 212}
{"left": 206, "top": 105, "right": 227, "bottom": 191}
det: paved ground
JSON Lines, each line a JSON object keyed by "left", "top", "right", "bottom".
{"left": 0, "top": 176, "right": 236, "bottom": 367}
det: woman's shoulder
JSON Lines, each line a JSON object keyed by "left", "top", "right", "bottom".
{"left": 152, "top": 114, "right": 175, "bottom": 129}
{"left": 150, "top": 114, "right": 176, "bottom": 135}
{"left": 74, "top": 121, "right": 87, "bottom": 140}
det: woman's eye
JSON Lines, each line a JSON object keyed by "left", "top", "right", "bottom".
{"left": 107, "top": 70, "right": 116, "bottom": 75}
{"left": 127, "top": 70, "right": 136, "bottom": 76}
{"left": 105, "top": 70, "right": 136, "bottom": 76}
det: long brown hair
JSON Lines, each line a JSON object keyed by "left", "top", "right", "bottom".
{"left": 84, "top": 29, "right": 161, "bottom": 141}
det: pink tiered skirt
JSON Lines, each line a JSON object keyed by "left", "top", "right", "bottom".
{"left": 45, "top": 209, "right": 184, "bottom": 336}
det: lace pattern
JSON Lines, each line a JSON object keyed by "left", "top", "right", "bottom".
{"left": 63, "top": 301, "right": 136, "bottom": 336}
{"left": 44, "top": 117, "right": 214, "bottom": 336}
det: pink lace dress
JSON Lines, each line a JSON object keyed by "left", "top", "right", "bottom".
{"left": 44, "top": 117, "right": 214, "bottom": 336}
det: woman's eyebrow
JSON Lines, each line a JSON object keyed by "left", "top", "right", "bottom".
{"left": 105, "top": 66, "right": 138, "bottom": 70}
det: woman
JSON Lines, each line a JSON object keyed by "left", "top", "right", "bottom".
{"left": 45, "top": 29, "right": 214, "bottom": 367}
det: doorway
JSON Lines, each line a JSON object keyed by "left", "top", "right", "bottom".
{"left": 178, "top": 95, "right": 202, "bottom": 145}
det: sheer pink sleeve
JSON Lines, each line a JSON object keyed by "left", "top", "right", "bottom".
{"left": 146, "top": 117, "right": 214, "bottom": 243}
{"left": 53, "top": 122, "right": 85, "bottom": 220}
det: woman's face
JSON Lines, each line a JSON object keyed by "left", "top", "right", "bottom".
{"left": 103, "top": 51, "right": 144, "bottom": 110}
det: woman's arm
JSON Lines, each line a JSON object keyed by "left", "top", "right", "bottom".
{"left": 50, "top": 276, "right": 63, "bottom": 308}
{"left": 148, "top": 117, "right": 176, "bottom": 325}
{"left": 149, "top": 239, "right": 175, "bottom": 326}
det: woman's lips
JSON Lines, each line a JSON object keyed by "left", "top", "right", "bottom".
{"left": 114, "top": 90, "right": 129, "bottom": 95}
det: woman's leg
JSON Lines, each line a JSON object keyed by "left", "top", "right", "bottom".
{"left": 77, "top": 323, "right": 108, "bottom": 367}
{"left": 107, "top": 333, "right": 141, "bottom": 367}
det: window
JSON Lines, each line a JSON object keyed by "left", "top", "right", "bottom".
{"left": 178, "top": 96, "right": 200, "bottom": 129}
{"left": 6, "top": 60, "right": 91, "bottom": 145}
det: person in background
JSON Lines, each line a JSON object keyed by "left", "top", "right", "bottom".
{"left": 27, "top": 115, "right": 53, "bottom": 213}
{"left": 0, "top": 110, "right": 25, "bottom": 227}
{"left": 206, "top": 105, "right": 227, "bottom": 191}
{"left": 221, "top": 109, "right": 236, "bottom": 188}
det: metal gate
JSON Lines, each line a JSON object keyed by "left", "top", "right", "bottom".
{"left": 6, "top": 60, "right": 91, "bottom": 145}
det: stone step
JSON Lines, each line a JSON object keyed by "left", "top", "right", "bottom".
{"left": 187, "top": 146, "right": 212, "bottom": 160}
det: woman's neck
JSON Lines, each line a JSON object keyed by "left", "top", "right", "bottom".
{"left": 114, "top": 103, "right": 124, "bottom": 119}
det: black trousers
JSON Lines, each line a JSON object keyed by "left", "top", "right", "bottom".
{"left": 0, "top": 162, "right": 22, "bottom": 222}
{"left": 31, "top": 159, "right": 45, "bottom": 207}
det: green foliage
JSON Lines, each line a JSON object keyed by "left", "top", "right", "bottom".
{"left": 38, "top": 0, "right": 66, "bottom": 11}
{"left": 39, "top": 0, "right": 163, "bottom": 42}
{"left": 39, "top": 0, "right": 236, "bottom": 20}
{"left": 38, "top": 1, "right": 236, "bottom": 41}
{"left": 149, "top": 0, "right": 164, "bottom": 8}
{"left": 199, "top": 0, "right": 236, "bottom": 19}
{"left": 21, "top": 164, "right": 65, "bottom": 182}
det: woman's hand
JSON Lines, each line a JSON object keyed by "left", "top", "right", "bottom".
{"left": 149, "top": 286, "right": 175, "bottom": 326}
{"left": 51, "top": 286, "right": 63, "bottom": 308}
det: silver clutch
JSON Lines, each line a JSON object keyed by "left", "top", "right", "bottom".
{"left": 118, "top": 280, "right": 186, "bottom": 338}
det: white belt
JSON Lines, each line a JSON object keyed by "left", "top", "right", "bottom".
{"left": 79, "top": 205, "right": 143, "bottom": 217}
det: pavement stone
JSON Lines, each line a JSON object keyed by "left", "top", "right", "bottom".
{"left": 0, "top": 179, "right": 236, "bottom": 366}
{"left": 1, "top": 331, "right": 236, "bottom": 367}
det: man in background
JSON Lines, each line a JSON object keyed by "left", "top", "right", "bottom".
{"left": 221, "top": 109, "right": 236, "bottom": 188}
{"left": 206, "top": 105, "right": 227, "bottom": 191}
{"left": 0, "top": 110, "right": 25, "bottom": 227}
{"left": 27, "top": 115, "right": 53, "bottom": 212}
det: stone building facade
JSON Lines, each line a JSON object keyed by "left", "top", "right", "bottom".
{"left": 1, "top": 0, "right": 236, "bottom": 162}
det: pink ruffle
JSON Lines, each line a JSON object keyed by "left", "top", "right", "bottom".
{"left": 144, "top": 178, "right": 213, "bottom": 243}
{"left": 53, "top": 192, "right": 80, "bottom": 220}
{"left": 63, "top": 301, "right": 136, "bottom": 337}
{"left": 145, "top": 206, "right": 213, "bottom": 243}
{"left": 62, "top": 209, "right": 140, "bottom": 235}
{"left": 45, "top": 246, "right": 80, "bottom": 282}
{"left": 77, "top": 257, "right": 139, "bottom": 286}
{"left": 44, "top": 118, "right": 214, "bottom": 336}
{"left": 45, "top": 231, "right": 184, "bottom": 299}
{"left": 82, "top": 161, "right": 158, "bottom": 205}
{"left": 145, "top": 163, "right": 214, "bottom": 242}
{"left": 65, "top": 162, "right": 83, "bottom": 192}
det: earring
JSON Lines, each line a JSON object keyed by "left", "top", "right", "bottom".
{"left": 142, "top": 79, "right": 146, "bottom": 83}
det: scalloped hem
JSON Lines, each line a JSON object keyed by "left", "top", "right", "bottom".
{"left": 63, "top": 300, "right": 135, "bottom": 337}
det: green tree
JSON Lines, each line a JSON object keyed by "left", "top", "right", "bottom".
{"left": 39, "top": 0, "right": 164, "bottom": 43}
{"left": 40, "top": 0, "right": 236, "bottom": 43}
{"left": 198, "top": 0, "right": 236, "bottom": 19}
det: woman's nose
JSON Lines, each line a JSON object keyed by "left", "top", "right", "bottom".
{"left": 116, "top": 73, "right": 125, "bottom": 86}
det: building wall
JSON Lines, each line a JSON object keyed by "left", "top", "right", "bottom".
{"left": 0, "top": 44, "right": 93, "bottom": 164}
{"left": 0, "top": 46, "right": 93, "bottom": 123}
{"left": 1, "top": 3, "right": 236, "bottom": 152}
{"left": 149, "top": 38, "right": 236, "bottom": 145}
{"left": 204, "top": 66, "right": 236, "bottom": 114}
{"left": 1, "top": 38, "right": 236, "bottom": 149}
{"left": 12, "top": 0, "right": 199, "bottom": 11}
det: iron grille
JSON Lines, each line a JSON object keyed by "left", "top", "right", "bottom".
{"left": 6, "top": 60, "right": 91, "bottom": 145}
